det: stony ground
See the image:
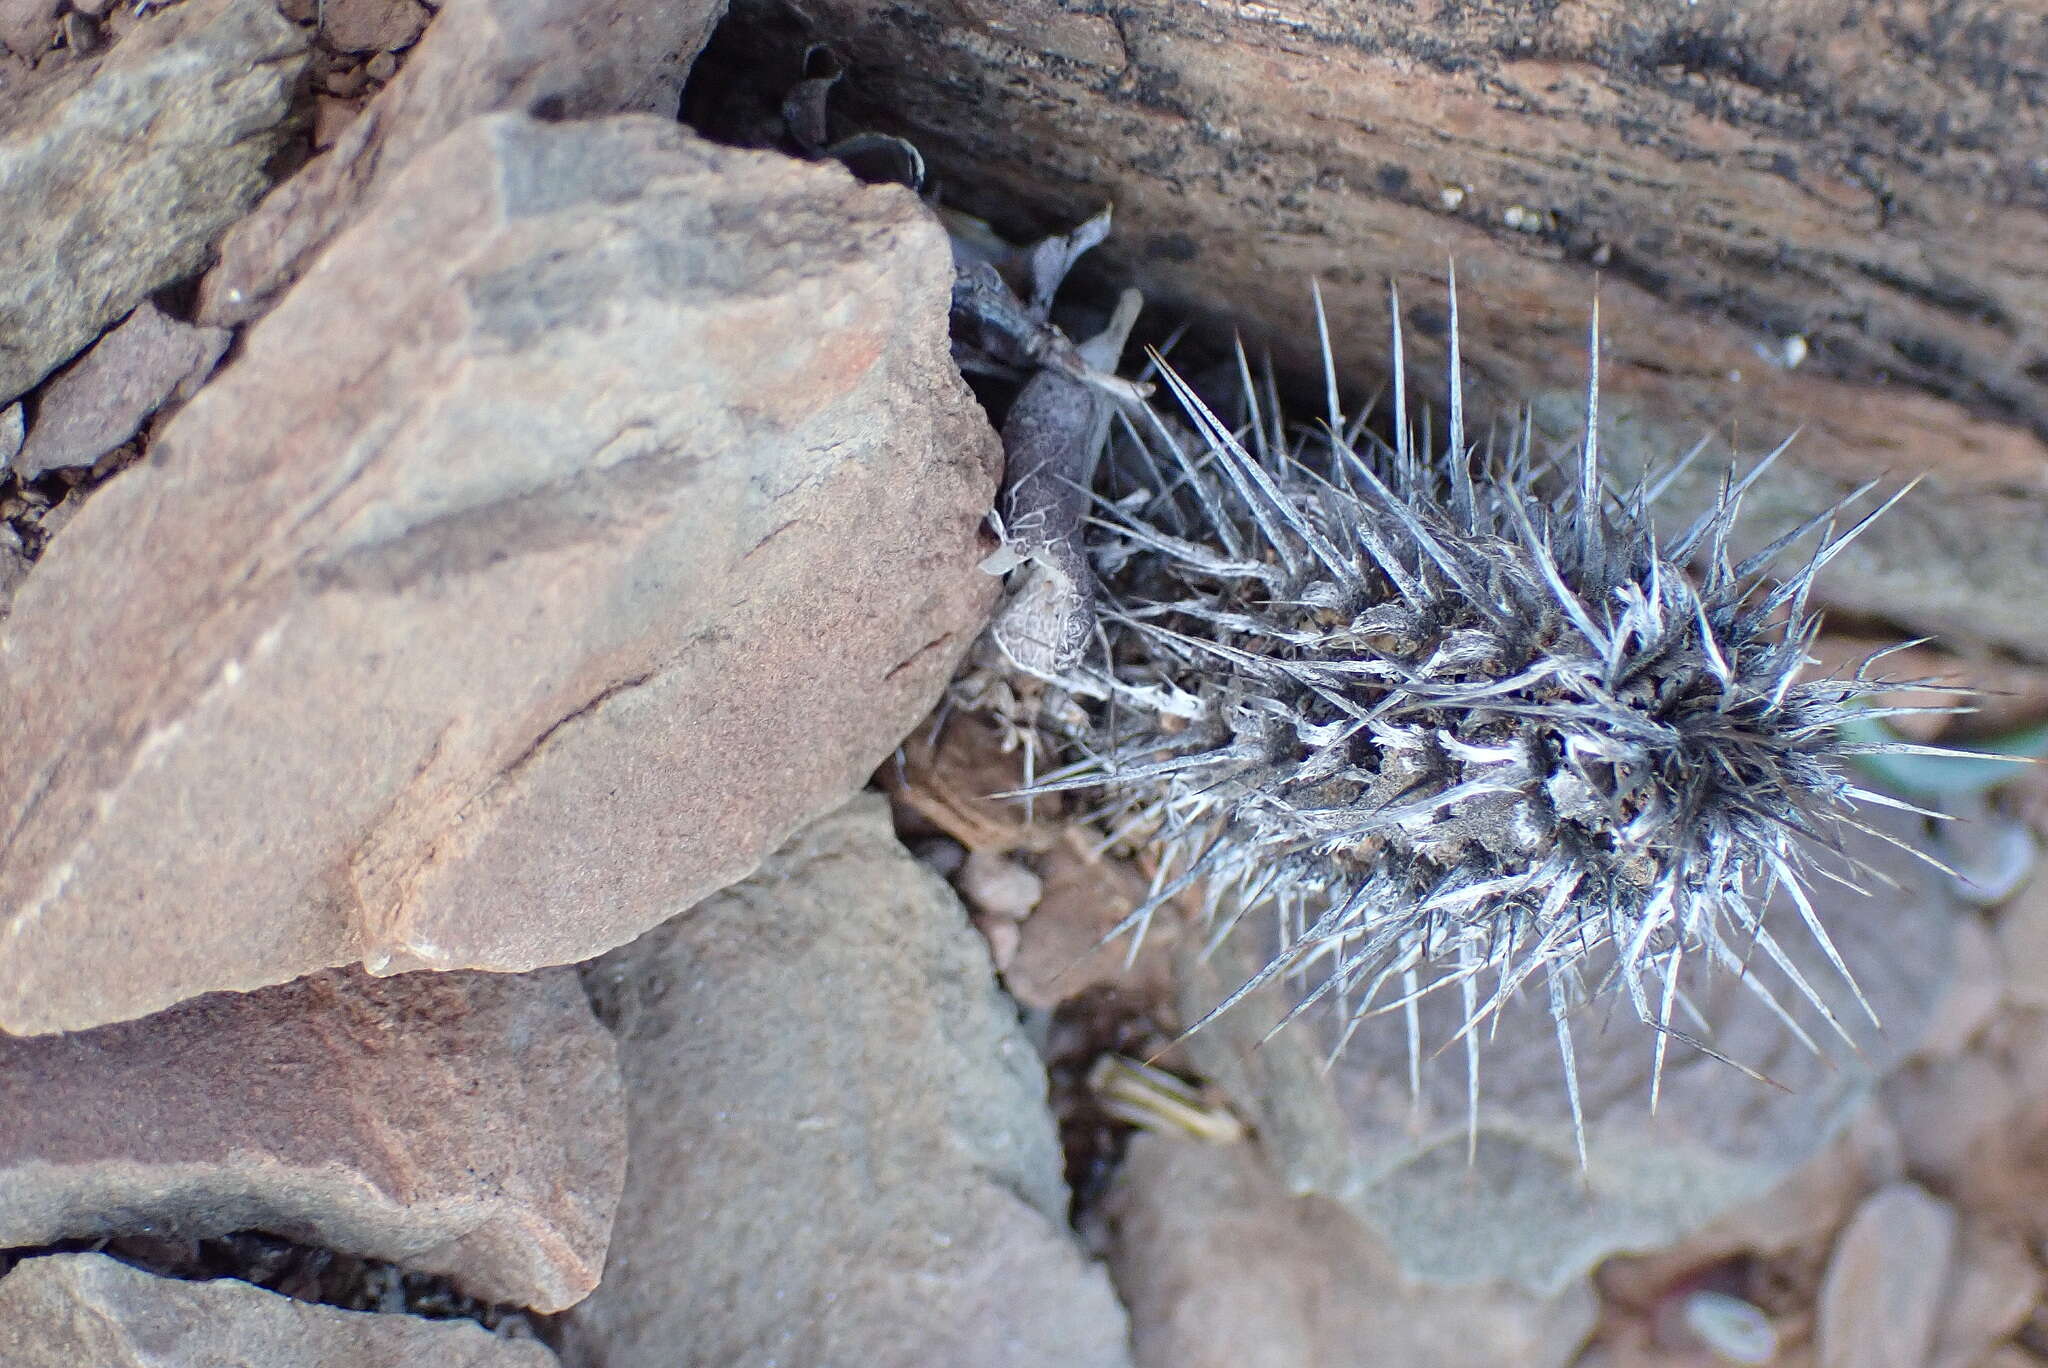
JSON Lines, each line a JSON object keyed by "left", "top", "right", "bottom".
{"left": 4, "top": 0, "right": 2048, "bottom": 1365}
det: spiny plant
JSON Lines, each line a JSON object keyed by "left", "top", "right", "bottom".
{"left": 1004, "top": 274, "right": 1967, "bottom": 1162}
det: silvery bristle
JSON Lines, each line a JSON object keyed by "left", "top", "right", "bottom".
{"left": 1013, "top": 275, "right": 1967, "bottom": 1164}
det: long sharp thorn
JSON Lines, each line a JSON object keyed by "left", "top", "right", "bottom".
{"left": 1403, "top": 965, "right": 1424, "bottom": 1105}
{"left": 1550, "top": 973, "right": 1589, "bottom": 1171}
{"left": 1389, "top": 278, "right": 1412, "bottom": 487}
{"left": 1461, "top": 958, "right": 1481, "bottom": 1164}
{"left": 1313, "top": 278, "right": 1343, "bottom": 435}
{"left": 1650, "top": 942, "right": 1682, "bottom": 1116}
{"left": 1579, "top": 293, "right": 1601, "bottom": 569}
{"left": 1446, "top": 261, "right": 1475, "bottom": 526}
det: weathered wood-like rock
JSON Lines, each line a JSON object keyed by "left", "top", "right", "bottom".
{"left": 704, "top": 0, "right": 2048, "bottom": 658}
{"left": 561, "top": 795, "right": 1133, "bottom": 1368}
{"left": 0, "top": 1254, "right": 559, "bottom": 1367}
{"left": 0, "top": 967, "right": 624, "bottom": 1312}
{"left": 0, "top": 113, "right": 999, "bottom": 1034}
{"left": 0, "top": 0, "right": 305, "bottom": 403}
{"left": 198, "top": 0, "right": 723, "bottom": 326}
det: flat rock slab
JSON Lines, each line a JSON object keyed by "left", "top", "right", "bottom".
{"left": 561, "top": 794, "right": 1133, "bottom": 1368}
{"left": 0, "top": 113, "right": 1000, "bottom": 1034}
{"left": 14, "top": 301, "right": 230, "bottom": 477}
{"left": 1102, "top": 1135, "right": 1597, "bottom": 1368}
{"left": 199, "top": 0, "right": 722, "bottom": 326}
{"left": 0, "top": 966, "right": 624, "bottom": 1312}
{"left": 0, "top": 1253, "right": 559, "bottom": 1367}
{"left": 1183, "top": 807, "right": 1962, "bottom": 1294}
{"left": 0, "top": 0, "right": 305, "bottom": 404}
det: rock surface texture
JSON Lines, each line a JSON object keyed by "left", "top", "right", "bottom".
{"left": 0, "top": 966, "right": 623, "bottom": 1312}
{"left": 703, "top": 0, "right": 2048, "bottom": 659}
{"left": 198, "top": 0, "right": 725, "bottom": 326}
{"left": 1181, "top": 809, "right": 1961, "bottom": 1293}
{"left": 1102, "top": 1135, "right": 1597, "bottom": 1368}
{"left": 0, "top": 113, "right": 1000, "bottom": 1034}
{"left": 562, "top": 795, "right": 1133, "bottom": 1368}
{"left": 0, "top": 1253, "right": 559, "bottom": 1368}
{"left": 0, "top": 0, "right": 306, "bottom": 404}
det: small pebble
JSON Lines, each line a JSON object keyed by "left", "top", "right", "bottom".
{"left": 363, "top": 48, "right": 396, "bottom": 80}
{"left": 1681, "top": 1290, "right": 1776, "bottom": 1365}
{"left": 60, "top": 9, "right": 98, "bottom": 52}
{"left": 320, "top": 62, "right": 371, "bottom": 97}
{"left": 957, "top": 848, "right": 1043, "bottom": 921}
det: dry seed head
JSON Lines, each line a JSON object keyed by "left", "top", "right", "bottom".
{"left": 1017, "top": 277, "right": 1951, "bottom": 1162}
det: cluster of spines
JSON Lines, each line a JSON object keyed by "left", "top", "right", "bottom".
{"left": 1018, "top": 274, "right": 1969, "bottom": 1161}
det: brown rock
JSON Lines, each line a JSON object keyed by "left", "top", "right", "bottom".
{"left": 311, "top": 92, "right": 362, "bottom": 151}
{"left": 1816, "top": 1182, "right": 1959, "bottom": 1368}
{"left": 0, "top": 114, "right": 998, "bottom": 1035}
{"left": 1931, "top": 1220, "right": 2044, "bottom": 1368}
{"left": 13, "top": 302, "right": 231, "bottom": 478}
{"left": 0, "top": 1253, "right": 559, "bottom": 1367}
{"left": 1888, "top": 1010, "right": 2048, "bottom": 1259}
{"left": 1100, "top": 1134, "right": 1598, "bottom": 1368}
{"left": 198, "top": 0, "right": 722, "bottom": 326}
{"left": 319, "top": 59, "right": 371, "bottom": 96}
{"left": 703, "top": 0, "right": 2048, "bottom": 660}
{"left": 564, "top": 795, "right": 1131, "bottom": 1367}
{"left": 1886, "top": 1046, "right": 2017, "bottom": 1196}
{"left": 0, "top": 966, "right": 623, "bottom": 1311}
{"left": 321, "top": 0, "right": 429, "bottom": 52}
{"left": 0, "top": 0, "right": 54, "bottom": 56}
{"left": 0, "top": 0, "right": 305, "bottom": 403}
{"left": 1003, "top": 827, "right": 1173, "bottom": 1011}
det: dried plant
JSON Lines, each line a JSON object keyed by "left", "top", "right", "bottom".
{"left": 995, "top": 275, "right": 1963, "bottom": 1161}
